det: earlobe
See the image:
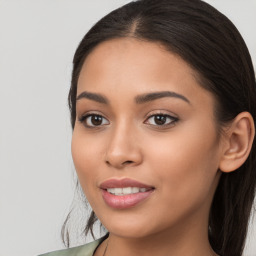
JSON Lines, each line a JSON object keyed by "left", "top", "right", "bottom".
{"left": 219, "top": 112, "right": 255, "bottom": 173}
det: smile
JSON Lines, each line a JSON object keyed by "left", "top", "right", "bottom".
{"left": 100, "top": 178, "right": 155, "bottom": 209}
{"left": 107, "top": 187, "right": 150, "bottom": 196}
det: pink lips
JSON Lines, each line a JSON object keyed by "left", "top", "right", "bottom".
{"left": 100, "top": 178, "right": 155, "bottom": 209}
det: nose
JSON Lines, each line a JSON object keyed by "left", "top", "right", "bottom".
{"left": 105, "top": 122, "right": 143, "bottom": 169}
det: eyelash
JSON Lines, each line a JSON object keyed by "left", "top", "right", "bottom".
{"left": 78, "top": 112, "right": 179, "bottom": 129}
{"left": 78, "top": 113, "right": 110, "bottom": 128}
{"left": 144, "top": 113, "right": 179, "bottom": 128}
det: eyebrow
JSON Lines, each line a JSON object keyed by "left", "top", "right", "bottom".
{"left": 135, "top": 91, "right": 190, "bottom": 104}
{"left": 76, "top": 91, "right": 109, "bottom": 104}
{"left": 76, "top": 90, "right": 190, "bottom": 105}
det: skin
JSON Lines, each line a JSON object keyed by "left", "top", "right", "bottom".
{"left": 72, "top": 38, "right": 225, "bottom": 256}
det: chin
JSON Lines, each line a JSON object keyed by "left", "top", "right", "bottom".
{"left": 99, "top": 213, "right": 168, "bottom": 240}
{"left": 100, "top": 214, "right": 145, "bottom": 235}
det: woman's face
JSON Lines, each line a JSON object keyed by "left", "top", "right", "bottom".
{"left": 72, "top": 38, "right": 223, "bottom": 239}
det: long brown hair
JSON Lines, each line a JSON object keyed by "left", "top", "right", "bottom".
{"left": 63, "top": 1, "right": 256, "bottom": 255}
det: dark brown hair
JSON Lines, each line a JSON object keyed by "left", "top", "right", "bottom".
{"left": 63, "top": 1, "right": 256, "bottom": 255}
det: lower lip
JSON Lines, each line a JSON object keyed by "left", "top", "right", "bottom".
{"left": 101, "top": 189, "right": 154, "bottom": 209}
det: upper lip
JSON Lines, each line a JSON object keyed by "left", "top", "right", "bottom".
{"left": 100, "top": 178, "right": 155, "bottom": 189}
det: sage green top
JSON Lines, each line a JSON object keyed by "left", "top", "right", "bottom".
{"left": 39, "top": 237, "right": 106, "bottom": 256}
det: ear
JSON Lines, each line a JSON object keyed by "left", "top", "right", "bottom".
{"left": 219, "top": 112, "right": 255, "bottom": 173}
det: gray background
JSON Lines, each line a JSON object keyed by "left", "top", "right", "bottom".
{"left": 0, "top": 1, "right": 255, "bottom": 255}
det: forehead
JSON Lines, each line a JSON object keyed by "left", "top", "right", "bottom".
{"left": 77, "top": 38, "right": 214, "bottom": 108}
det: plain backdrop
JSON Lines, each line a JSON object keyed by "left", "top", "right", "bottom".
{"left": 0, "top": 1, "right": 255, "bottom": 256}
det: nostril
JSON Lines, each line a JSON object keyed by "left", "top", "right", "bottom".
{"left": 122, "top": 160, "right": 134, "bottom": 165}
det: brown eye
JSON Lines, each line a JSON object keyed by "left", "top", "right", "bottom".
{"left": 90, "top": 115, "right": 103, "bottom": 126}
{"left": 80, "top": 114, "right": 109, "bottom": 127}
{"left": 146, "top": 114, "right": 178, "bottom": 126}
{"left": 154, "top": 115, "right": 167, "bottom": 125}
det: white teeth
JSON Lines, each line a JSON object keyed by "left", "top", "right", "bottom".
{"left": 123, "top": 187, "right": 132, "bottom": 194}
{"left": 107, "top": 187, "right": 149, "bottom": 196}
{"left": 108, "top": 188, "right": 115, "bottom": 194}
{"left": 115, "top": 188, "right": 122, "bottom": 195}
{"left": 132, "top": 187, "right": 139, "bottom": 193}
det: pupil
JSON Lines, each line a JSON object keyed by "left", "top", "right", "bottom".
{"left": 155, "top": 115, "right": 166, "bottom": 125}
{"left": 92, "top": 115, "right": 102, "bottom": 125}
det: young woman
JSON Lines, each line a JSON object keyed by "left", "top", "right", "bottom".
{"left": 40, "top": 0, "right": 256, "bottom": 255}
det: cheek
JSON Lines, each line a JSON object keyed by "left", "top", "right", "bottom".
{"left": 71, "top": 129, "right": 104, "bottom": 191}
{"left": 145, "top": 123, "right": 220, "bottom": 204}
